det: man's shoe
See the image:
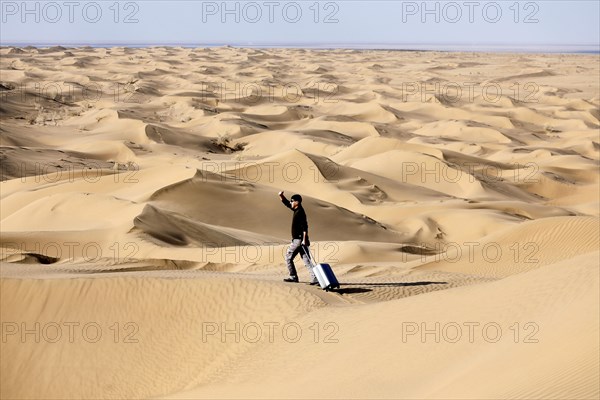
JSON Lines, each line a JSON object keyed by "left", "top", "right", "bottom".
{"left": 309, "top": 278, "right": 319, "bottom": 286}
{"left": 283, "top": 276, "right": 299, "bottom": 283}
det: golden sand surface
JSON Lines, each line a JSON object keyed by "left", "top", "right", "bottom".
{"left": 1, "top": 46, "right": 598, "bottom": 399}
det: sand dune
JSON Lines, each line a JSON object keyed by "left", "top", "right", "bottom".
{"left": 1, "top": 47, "right": 598, "bottom": 399}
{"left": 164, "top": 251, "right": 599, "bottom": 400}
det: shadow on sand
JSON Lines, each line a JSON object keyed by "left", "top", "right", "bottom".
{"left": 334, "top": 281, "right": 448, "bottom": 295}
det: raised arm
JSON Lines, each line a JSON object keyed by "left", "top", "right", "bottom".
{"left": 279, "top": 191, "right": 292, "bottom": 209}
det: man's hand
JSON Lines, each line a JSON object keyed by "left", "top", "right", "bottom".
{"left": 278, "top": 191, "right": 284, "bottom": 196}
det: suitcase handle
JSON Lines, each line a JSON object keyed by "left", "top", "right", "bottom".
{"left": 301, "top": 245, "right": 317, "bottom": 268}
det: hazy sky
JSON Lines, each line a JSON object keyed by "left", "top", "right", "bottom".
{"left": 1, "top": 0, "right": 599, "bottom": 50}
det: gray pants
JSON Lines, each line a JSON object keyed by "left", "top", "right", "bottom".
{"left": 285, "top": 239, "right": 315, "bottom": 280}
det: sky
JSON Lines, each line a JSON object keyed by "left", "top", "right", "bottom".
{"left": 1, "top": 0, "right": 599, "bottom": 51}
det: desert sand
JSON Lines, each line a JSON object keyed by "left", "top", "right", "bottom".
{"left": 0, "top": 46, "right": 598, "bottom": 399}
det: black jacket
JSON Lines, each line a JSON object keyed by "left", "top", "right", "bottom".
{"left": 282, "top": 199, "right": 309, "bottom": 243}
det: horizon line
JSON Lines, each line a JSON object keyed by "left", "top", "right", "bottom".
{"left": 2, "top": 42, "right": 599, "bottom": 54}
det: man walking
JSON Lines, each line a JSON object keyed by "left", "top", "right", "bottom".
{"left": 278, "top": 191, "right": 318, "bottom": 285}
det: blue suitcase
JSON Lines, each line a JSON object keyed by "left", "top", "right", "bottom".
{"left": 303, "top": 246, "right": 340, "bottom": 291}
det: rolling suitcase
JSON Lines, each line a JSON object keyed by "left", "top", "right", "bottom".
{"left": 303, "top": 245, "right": 340, "bottom": 292}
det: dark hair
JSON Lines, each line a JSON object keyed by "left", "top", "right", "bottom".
{"left": 291, "top": 194, "right": 302, "bottom": 203}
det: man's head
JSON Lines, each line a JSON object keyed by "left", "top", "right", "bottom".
{"left": 290, "top": 194, "right": 302, "bottom": 209}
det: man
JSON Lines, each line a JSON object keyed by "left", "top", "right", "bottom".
{"left": 278, "top": 191, "right": 318, "bottom": 285}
